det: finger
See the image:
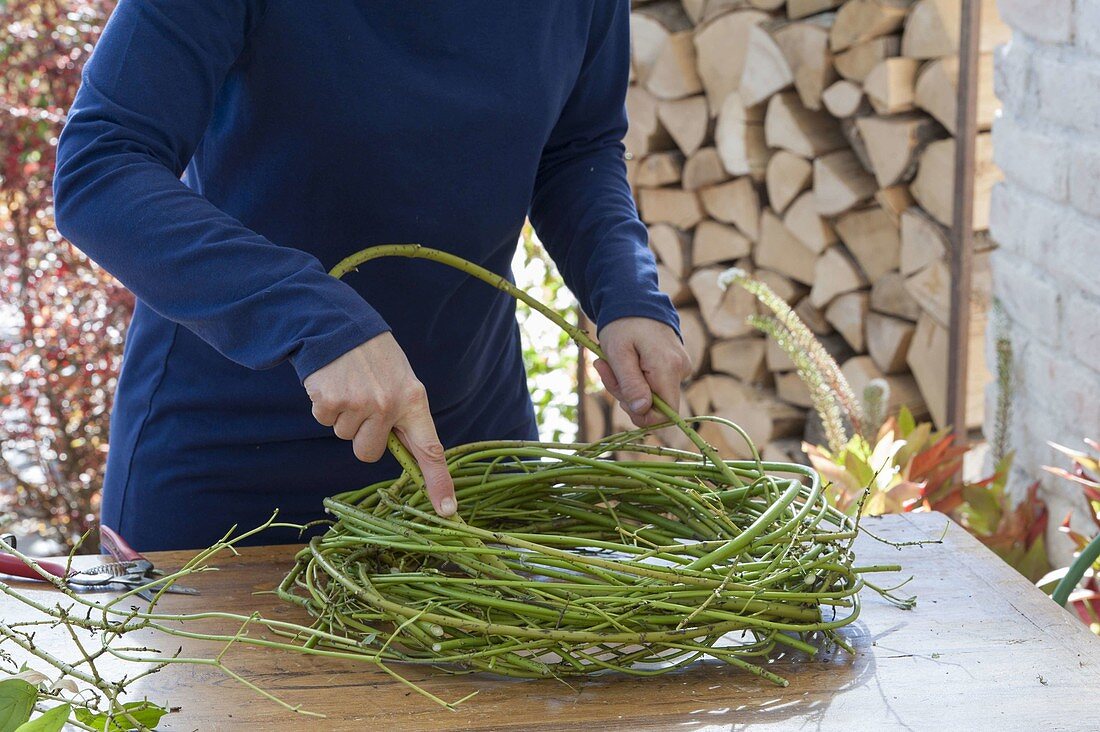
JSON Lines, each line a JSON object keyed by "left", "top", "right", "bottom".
{"left": 593, "top": 358, "right": 625, "bottom": 403}
{"left": 394, "top": 399, "right": 456, "bottom": 517}
{"left": 605, "top": 343, "right": 652, "bottom": 416}
{"left": 639, "top": 349, "right": 683, "bottom": 417}
{"left": 311, "top": 401, "right": 340, "bottom": 427}
{"left": 333, "top": 411, "right": 367, "bottom": 441}
{"left": 612, "top": 399, "right": 646, "bottom": 428}
{"left": 623, "top": 403, "right": 666, "bottom": 429}
{"left": 352, "top": 415, "right": 389, "bottom": 463}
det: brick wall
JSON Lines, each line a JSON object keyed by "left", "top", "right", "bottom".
{"left": 991, "top": 0, "right": 1100, "bottom": 556}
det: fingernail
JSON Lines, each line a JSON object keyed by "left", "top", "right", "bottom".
{"left": 629, "top": 399, "right": 649, "bottom": 414}
{"left": 440, "top": 497, "right": 457, "bottom": 516}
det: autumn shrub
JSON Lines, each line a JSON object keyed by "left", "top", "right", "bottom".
{"left": 1, "top": 0, "right": 131, "bottom": 548}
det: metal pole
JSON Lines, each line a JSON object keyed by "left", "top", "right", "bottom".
{"left": 947, "top": 0, "right": 983, "bottom": 438}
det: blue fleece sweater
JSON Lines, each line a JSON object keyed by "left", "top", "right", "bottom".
{"left": 54, "top": 0, "right": 678, "bottom": 550}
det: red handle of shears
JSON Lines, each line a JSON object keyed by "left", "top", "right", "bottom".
{"left": 99, "top": 524, "right": 142, "bottom": 562}
{"left": 0, "top": 553, "right": 69, "bottom": 582}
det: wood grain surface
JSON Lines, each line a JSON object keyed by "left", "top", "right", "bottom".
{"left": 2, "top": 513, "right": 1097, "bottom": 731}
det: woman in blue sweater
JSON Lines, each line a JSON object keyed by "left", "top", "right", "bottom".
{"left": 54, "top": 1, "right": 691, "bottom": 550}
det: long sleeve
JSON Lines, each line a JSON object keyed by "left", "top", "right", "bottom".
{"left": 528, "top": 0, "right": 680, "bottom": 336}
{"left": 53, "top": 0, "right": 387, "bottom": 380}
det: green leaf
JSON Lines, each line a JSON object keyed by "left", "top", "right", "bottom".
{"left": 961, "top": 483, "right": 1001, "bottom": 535}
{"left": 1019, "top": 536, "right": 1050, "bottom": 584}
{"left": 74, "top": 701, "right": 168, "bottom": 731}
{"left": 896, "top": 405, "right": 915, "bottom": 437}
{"left": 0, "top": 679, "right": 37, "bottom": 732}
{"left": 843, "top": 450, "right": 874, "bottom": 490}
{"left": 895, "top": 421, "right": 933, "bottom": 469}
{"left": 14, "top": 704, "right": 71, "bottom": 732}
{"left": 864, "top": 489, "right": 888, "bottom": 516}
{"left": 992, "top": 453, "right": 1015, "bottom": 488}
{"left": 844, "top": 434, "right": 869, "bottom": 462}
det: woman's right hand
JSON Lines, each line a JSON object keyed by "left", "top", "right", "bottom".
{"left": 303, "top": 332, "right": 457, "bottom": 517}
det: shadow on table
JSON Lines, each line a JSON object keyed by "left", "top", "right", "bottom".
{"left": 529, "top": 619, "right": 914, "bottom": 732}
{"left": 661, "top": 620, "right": 929, "bottom": 732}
{"left": 143, "top": 591, "right": 914, "bottom": 730}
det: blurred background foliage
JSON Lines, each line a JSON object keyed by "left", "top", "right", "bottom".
{"left": 1, "top": 0, "right": 129, "bottom": 551}
{"left": 512, "top": 223, "right": 578, "bottom": 444}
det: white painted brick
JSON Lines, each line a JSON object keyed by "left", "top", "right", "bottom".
{"left": 1062, "top": 292, "right": 1100, "bottom": 373}
{"left": 1068, "top": 141, "right": 1100, "bottom": 217}
{"left": 1017, "top": 350, "right": 1097, "bottom": 457}
{"left": 1015, "top": 396, "right": 1065, "bottom": 475}
{"left": 1020, "top": 341, "right": 1056, "bottom": 403}
{"left": 1005, "top": 466, "right": 1036, "bottom": 508}
{"left": 998, "top": 0, "right": 1075, "bottom": 44}
{"left": 1012, "top": 391, "right": 1097, "bottom": 519}
{"left": 1051, "top": 214, "right": 1100, "bottom": 299}
{"left": 988, "top": 182, "right": 1063, "bottom": 263}
{"left": 1020, "top": 339, "right": 1100, "bottom": 435}
{"left": 1078, "top": 0, "right": 1100, "bottom": 55}
{"left": 991, "top": 250, "right": 1063, "bottom": 345}
{"left": 1047, "top": 356, "right": 1100, "bottom": 438}
{"left": 1033, "top": 52, "right": 1100, "bottom": 134}
{"left": 983, "top": 301, "right": 1006, "bottom": 376}
{"left": 991, "top": 116, "right": 1069, "bottom": 200}
{"left": 994, "top": 36, "right": 1034, "bottom": 114}
{"left": 967, "top": 3, "right": 1100, "bottom": 543}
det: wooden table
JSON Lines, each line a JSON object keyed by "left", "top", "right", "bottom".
{"left": 2, "top": 513, "right": 1098, "bottom": 731}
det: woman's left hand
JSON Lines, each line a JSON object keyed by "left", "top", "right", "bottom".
{"left": 594, "top": 317, "right": 692, "bottom": 428}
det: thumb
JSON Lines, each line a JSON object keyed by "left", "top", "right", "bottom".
{"left": 393, "top": 403, "right": 456, "bottom": 517}
{"left": 608, "top": 345, "right": 652, "bottom": 415}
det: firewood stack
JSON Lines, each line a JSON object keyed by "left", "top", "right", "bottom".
{"left": 583, "top": 0, "right": 1006, "bottom": 459}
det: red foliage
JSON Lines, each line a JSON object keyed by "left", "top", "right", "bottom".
{"left": 907, "top": 434, "right": 970, "bottom": 514}
{"left": 1046, "top": 441, "right": 1100, "bottom": 629}
{"left": 1, "top": 0, "right": 132, "bottom": 547}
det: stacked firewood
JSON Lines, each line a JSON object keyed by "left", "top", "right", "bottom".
{"left": 583, "top": 0, "right": 1006, "bottom": 459}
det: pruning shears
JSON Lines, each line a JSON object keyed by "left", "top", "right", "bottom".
{"left": 0, "top": 526, "right": 199, "bottom": 602}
